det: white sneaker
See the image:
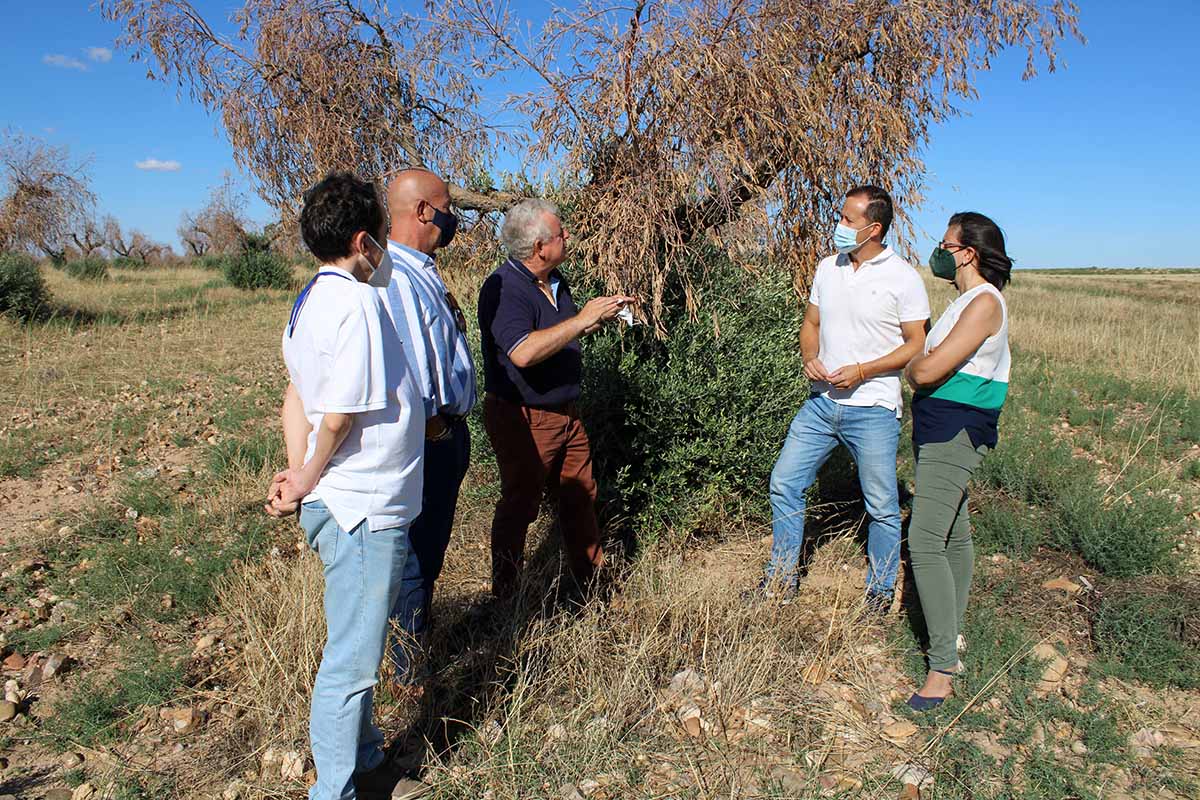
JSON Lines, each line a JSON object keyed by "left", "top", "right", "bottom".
{"left": 956, "top": 634, "right": 967, "bottom": 653}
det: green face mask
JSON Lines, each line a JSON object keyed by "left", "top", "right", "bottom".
{"left": 929, "top": 247, "right": 959, "bottom": 281}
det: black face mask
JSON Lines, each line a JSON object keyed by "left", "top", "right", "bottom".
{"left": 429, "top": 204, "right": 458, "bottom": 247}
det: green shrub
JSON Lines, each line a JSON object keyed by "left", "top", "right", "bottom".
{"left": 579, "top": 248, "right": 808, "bottom": 539}
{"left": 1092, "top": 579, "right": 1200, "bottom": 689}
{"left": 223, "top": 234, "right": 292, "bottom": 290}
{"left": 0, "top": 251, "right": 51, "bottom": 321}
{"left": 111, "top": 256, "right": 146, "bottom": 270}
{"left": 196, "top": 253, "right": 229, "bottom": 272}
{"left": 973, "top": 408, "right": 1180, "bottom": 577}
{"left": 62, "top": 256, "right": 110, "bottom": 281}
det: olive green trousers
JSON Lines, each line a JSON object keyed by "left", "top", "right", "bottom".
{"left": 909, "top": 429, "right": 989, "bottom": 672}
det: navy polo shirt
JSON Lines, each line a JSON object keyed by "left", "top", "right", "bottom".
{"left": 478, "top": 258, "right": 582, "bottom": 407}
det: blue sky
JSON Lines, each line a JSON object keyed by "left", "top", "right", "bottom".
{"left": 1, "top": 0, "right": 1197, "bottom": 267}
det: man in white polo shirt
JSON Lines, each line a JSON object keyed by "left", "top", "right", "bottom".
{"left": 265, "top": 171, "right": 424, "bottom": 800}
{"left": 759, "top": 185, "right": 929, "bottom": 612}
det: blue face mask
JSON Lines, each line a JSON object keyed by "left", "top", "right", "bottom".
{"left": 833, "top": 222, "right": 874, "bottom": 254}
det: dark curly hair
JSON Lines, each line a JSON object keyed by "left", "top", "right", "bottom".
{"left": 299, "top": 171, "right": 385, "bottom": 263}
{"left": 949, "top": 211, "right": 1013, "bottom": 290}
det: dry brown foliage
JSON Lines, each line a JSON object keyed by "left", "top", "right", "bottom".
{"left": 0, "top": 129, "right": 95, "bottom": 262}
{"left": 178, "top": 171, "right": 250, "bottom": 256}
{"left": 103, "top": 214, "right": 167, "bottom": 264}
{"left": 104, "top": 0, "right": 1081, "bottom": 327}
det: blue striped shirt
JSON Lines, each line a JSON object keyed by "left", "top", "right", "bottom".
{"left": 380, "top": 240, "right": 477, "bottom": 418}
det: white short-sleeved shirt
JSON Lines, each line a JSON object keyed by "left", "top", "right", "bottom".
{"left": 281, "top": 266, "right": 425, "bottom": 532}
{"left": 807, "top": 246, "right": 930, "bottom": 417}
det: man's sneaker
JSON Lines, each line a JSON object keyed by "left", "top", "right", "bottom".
{"left": 864, "top": 592, "right": 893, "bottom": 616}
{"left": 956, "top": 634, "right": 967, "bottom": 653}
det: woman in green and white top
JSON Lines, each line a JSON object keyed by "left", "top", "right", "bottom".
{"left": 903, "top": 211, "right": 1013, "bottom": 711}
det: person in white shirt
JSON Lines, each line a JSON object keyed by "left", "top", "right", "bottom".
{"left": 757, "top": 185, "right": 930, "bottom": 612}
{"left": 264, "top": 171, "right": 424, "bottom": 800}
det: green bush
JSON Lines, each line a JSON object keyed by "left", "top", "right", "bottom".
{"left": 62, "top": 256, "right": 110, "bottom": 281}
{"left": 579, "top": 249, "right": 808, "bottom": 539}
{"left": 0, "top": 252, "right": 51, "bottom": 321}
{"left": 973, "top": 408, "right": 1180, "bottom": 577}
{"left": 196, "top": 253, "right": 229, "bottom": 272}
{"left": 111, "top": 256, "right": 147, "bottom": 270}
{"left": 223, "top": 234, "right": 293, "bottom": 290}
{"left": 1092, "top": 579, "right": 1200, "bottom": 689}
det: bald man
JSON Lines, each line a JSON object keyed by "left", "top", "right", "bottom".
{"left": 371, "top": 168, "right": 477, "bottom": 688}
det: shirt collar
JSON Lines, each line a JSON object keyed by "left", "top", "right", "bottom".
{"left": 506, "top": 257, "right": 562, "bottom": 285}
{"left": 861, "top": 245, "right": 894, "bottom": 265}
{"left": 317, "top": 264, "right": 357, "bottom": 281}
{"left": 836, "top": 245, "right": 894, "bottom": 269}
{"left": 387, "top": 239, "right": 435, "bottom": 271}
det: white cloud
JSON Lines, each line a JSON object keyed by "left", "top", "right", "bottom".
{"left": 135, "top": 158, "right": 183, "bottom": 172}
{"left": 43, "top": 53, "right": 88, "bottom": 71}
{"left": 86, "top": 47, "right": 113, "bottom": 63}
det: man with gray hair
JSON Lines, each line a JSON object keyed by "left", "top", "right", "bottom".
{"left": 477, "top": 198, "right": 633, "bottom": 599}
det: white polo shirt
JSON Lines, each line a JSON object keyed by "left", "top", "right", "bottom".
{"left": 808, "top": 246, "right": 930, "bottom": 417}
{"left": 281, "top": 266, "right": 425, "bottom": 532}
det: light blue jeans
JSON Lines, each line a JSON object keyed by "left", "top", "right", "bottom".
{"left": 300, "top": 500, "right": 410, "bottom": 800}
{"left": 766, "top": 394, "right": 902, "bottom": 596}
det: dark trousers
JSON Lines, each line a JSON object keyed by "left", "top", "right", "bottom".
{"left": 388, "top": 417, "right": 470, "bottom": 682}
{"left": 483, "top": 393, "right": 604, "bottom": 599}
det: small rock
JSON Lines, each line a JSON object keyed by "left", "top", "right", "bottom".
{"left": 0, "top": 700, "right": 17, "bottom": 723}
{"left": 50, "top": 601, "right": 79, "bottom": 626}
{"left": 72, "top": 783, "right": 97, "bottom": 800}
{"left": 667, "top": 668, "right": 706, "bottom": 698}
{"left": 61, "top": 751, "right": 84, "bottom": 769}
{"left": 41, "top": 653, "right": 72, "bottom": 681}
{"left": 883, "top": 719, "right": 920, "bottom": 740}
{"left": 891, "top": 763, "right": 934, "bottom": 790}
{"left": 1131, "top": 728, "right": 1164, "bottom": 750}
{"left": 194, "top": 634, "right": 218, "bottom": 653}
{"left": 125, "top": 507, "right": 139, "bottom": 520}
{"left": 1041, "top": 576, "right": 1082, "bottom": 595}
{"left": 162, "top": 706, "right": 201, "bottom": 734}
{"left": 1032, "top": 643, "right": 1069, "bottom": 695}
{"left": 2, "top": 653, "right": 25, "bottom": 671}
{"left": 1071, "top": 741, "right": 1088, "bottom": 755}
{"left": 280, "top": 750, "right": 305, "bottom": 781}
{"left": 44, "top": 790, "right": 73, "bottom": 800}
{"left": 545, "top": 723, "right": 567, "bottom": 741}
{"left": 578, "top": 778, "right": 600, "bottom": 796}
{"left": 58, "top": 525, "right": 74, "bottom": 536}
{"left": 161, "top": 594, "right": 175, "bottom": 610}
{"left": 560, "top": 783, "right": 585, "bottom": 800}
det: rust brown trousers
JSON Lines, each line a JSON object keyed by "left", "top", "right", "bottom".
{"left": 483, "top": 393, "right": 604, "bottom": 597}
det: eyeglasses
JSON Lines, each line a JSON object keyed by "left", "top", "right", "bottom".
{"left": 938, "top": 241, "right": 968, "bottom": 251}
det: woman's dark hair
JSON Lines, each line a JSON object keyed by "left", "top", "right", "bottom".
{"left": 948, "top": 211, "right": 1013, "bottom": 290}
{"left": 299, "top": 171, "right": 385, "bottom": 263}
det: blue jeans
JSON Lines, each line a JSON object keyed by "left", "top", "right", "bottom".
{"left": 389, "top": 419, "right": 470, "bottom": 682}
{"left": 766, "top": 394, "right": 902, "bottom": 595}
{"left": 300, "top": 500, "right": 410, "bottom": 800}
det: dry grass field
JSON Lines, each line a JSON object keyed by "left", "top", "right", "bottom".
{"left": 1, "top": 264, "right": 1198, "bottom": 800}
